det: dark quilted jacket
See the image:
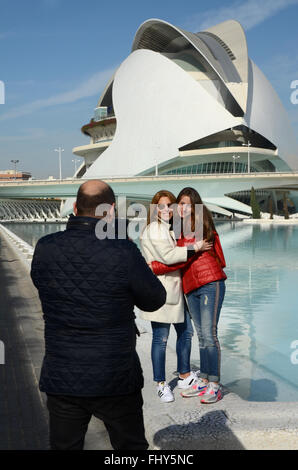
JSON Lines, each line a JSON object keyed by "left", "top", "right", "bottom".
{"left": 31, "top": 215, "right": 166, "bottom": 397}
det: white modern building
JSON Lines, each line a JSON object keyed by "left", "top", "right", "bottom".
{"left": 72, "top": 18, "right": 298, "bottom": 216}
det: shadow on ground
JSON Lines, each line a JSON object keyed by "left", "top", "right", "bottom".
{"left": 0, "top": 236, "right": 49, "bottom": 450}
{"left": 153, "top": 410, "right": 245, "bottom": 450}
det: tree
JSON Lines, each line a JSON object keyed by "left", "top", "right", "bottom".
{"left": 250, "top": 186, "right": 261, "bottom": 219}
{"left": 268, "top": 196, "right": 274, "bottom": 220}
{"left": 283, "top": 192, "right": 289, "bottom": 219}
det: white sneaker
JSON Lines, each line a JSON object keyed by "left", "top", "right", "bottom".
{"left": 157, "top": 382, "right": 175, "bottom": 403}
{"left": 177, "top": 371, "right": 199, "bottom": 389}
{"left": 181, "top": 377, "right": 208, "bottom": 398}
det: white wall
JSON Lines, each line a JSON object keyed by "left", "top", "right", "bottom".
{"left": 85, "top": 49, "right": 241, "bottom": 178}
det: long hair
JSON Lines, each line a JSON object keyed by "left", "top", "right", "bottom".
{"left": 176, "top": 187, "right": 216, "bottom": 242}
{"left": 147, "top": 190, "right": 177, "bottom": 226}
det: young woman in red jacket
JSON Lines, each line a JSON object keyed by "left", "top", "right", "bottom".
{"left": 151, "top": 187, "right": 227, "bottom": 404}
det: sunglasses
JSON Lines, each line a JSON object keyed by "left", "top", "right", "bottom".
{"left": 157, "top": 204, "right": 174, "bottom": 211}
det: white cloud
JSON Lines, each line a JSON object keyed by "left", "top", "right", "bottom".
{"left": 0, "top": 128, "right": 46, "bottom": 142}
{"left": 187, "top": 0, "right": 298, "bottom": 32}
{"left": 0, "top": 67, "right": 116, "bottom": 121}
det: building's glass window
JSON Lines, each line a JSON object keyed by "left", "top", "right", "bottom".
{"left": 94, "top": 106, "right": 108, "bottom": 122}
{"left": 161, "top": 161, "right": 260, "bottom": 175}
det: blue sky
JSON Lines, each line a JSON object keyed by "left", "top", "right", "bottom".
{"left": 0, "top": 0, "right": 298, "bottom": 178}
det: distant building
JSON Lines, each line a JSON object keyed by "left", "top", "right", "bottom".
{"left": 70, "top": 18, "right": 298, "bottom": 216}
{"left": 74, "top": 19, "right": 298, "bottom": 179}
{"left": 0, "top": 170, "right": 31, "bottom": 181}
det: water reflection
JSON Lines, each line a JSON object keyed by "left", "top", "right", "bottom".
{"left": 216, "top": 222, "right": 298, "bottom": 401}
{"left": 3, "top": 222, "right": 67, "bottom": 248}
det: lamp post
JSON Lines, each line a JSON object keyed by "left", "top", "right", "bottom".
{"left": 232, "top": 155, "right": 240, "bottom": 174}
{"left": 11, "top": 159, "right": 19, "bottom": 180}
{"left": 54, "top": 146, "right": 64, "bottom": 180}
{"left": 242, "top": 140, "right": 251, "bottom": 173}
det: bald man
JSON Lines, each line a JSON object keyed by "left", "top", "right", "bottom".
{"left": 74, "top": 179, "right": 116, "bottom": 218}
{"left": 31, "top": 179, "right": 166, "bottom": 450}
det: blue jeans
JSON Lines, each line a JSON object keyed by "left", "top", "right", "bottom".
{"left": 151, "top": 311, "right": 193, "bottom": 382}
{"left": 186, "top": 280, "right": 226, "bottom": 383}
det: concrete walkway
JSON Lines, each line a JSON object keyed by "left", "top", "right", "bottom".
{"left": 138, "top": 327, "right": 298, "bottom": 450}
{"left": 0, "top": 226, "right": 298, "bottom": 450}
{"left": 0, "top": 231, "right": 49, "bottom": 449}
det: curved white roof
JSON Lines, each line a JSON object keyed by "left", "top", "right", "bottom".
{"left": 245, "top": 58, "right": 298, "bottom": 170}
{"left": 84, "top": 48, "right": 242, "bottom": 178}
{"left": 132, "top": 18, "right": 248, "bottom": 114}
{"left": 200, "top": 19, "right": 248, "bottom": 112}
{"left": 97, "top": 73, "right": 116, "bottom": 107}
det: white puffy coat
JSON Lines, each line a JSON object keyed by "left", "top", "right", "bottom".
{"left": 139, "top": 219, "right": 188, "bottom": 323}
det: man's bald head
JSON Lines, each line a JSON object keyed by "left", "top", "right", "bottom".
{"left": 75, "top": 179, "right": 116, "bottom": 217}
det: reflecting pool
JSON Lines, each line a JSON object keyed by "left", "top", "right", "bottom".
{"left": 213, "top": 221, "right": 298, "bottom": 402}
{"left": 3, "top": 222, "right": 66, "bottom": 247}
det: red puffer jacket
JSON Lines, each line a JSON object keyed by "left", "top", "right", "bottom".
{"left": 151, "top": 231, "right": 227, "bottom": 295}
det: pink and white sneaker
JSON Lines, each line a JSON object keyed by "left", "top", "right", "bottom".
{"left": 200, "top": 382, "right": 223, "bottom": 404}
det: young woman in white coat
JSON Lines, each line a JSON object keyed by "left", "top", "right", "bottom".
{"left": 140, "top": 190, "right": 212, "bottom": 403}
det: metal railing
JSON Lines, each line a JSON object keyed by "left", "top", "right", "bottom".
{"left": 0, "top": 171, "right": 298, "bottom": 186}
{"left": 93, "top": 112, "right": 115, "bottom": 123}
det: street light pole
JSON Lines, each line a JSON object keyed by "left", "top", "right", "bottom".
{"left": 54, "top": 146, "right": 64, "bottom": 180}
{"left": 11, "top": 159, "right": 19, "bottom": 180}
{"left": 232, "top": 155, "right": 240, "bottom": 173}
{"left": 242, "top": 140, "right": 251, "bottom": 173}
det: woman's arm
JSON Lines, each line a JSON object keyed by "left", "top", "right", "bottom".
{"left": 151, "top": 256, "right": 196, "bottom": 275}
{"left": 150, "top": 239, "right": 213, "bottom": 275}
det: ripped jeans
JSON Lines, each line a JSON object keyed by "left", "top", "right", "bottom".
{"left": 151, "top": 311, "right": 193, "bottom": 382}
{"left": 186, "top": 280, "right": 226, "bottom": 383}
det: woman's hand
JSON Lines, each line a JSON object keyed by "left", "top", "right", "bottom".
{"left": 194, "top": 239, "right": 213, "bottom": 252}
{"left": 147, "top": 262, "right": 153, "bottom": 271}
